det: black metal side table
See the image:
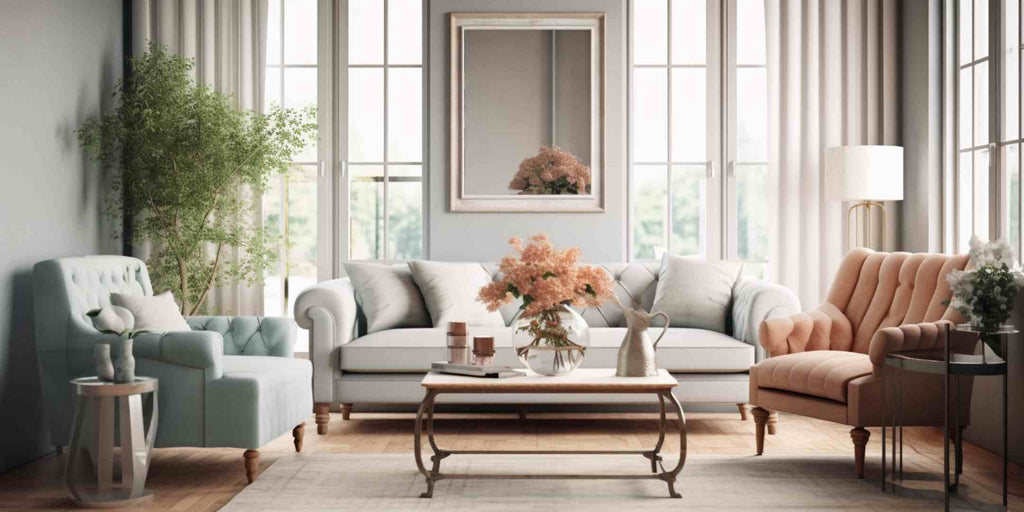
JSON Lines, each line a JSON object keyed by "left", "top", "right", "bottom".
{"left": 882, "top": 324, "right": 1014, "bottom": 511}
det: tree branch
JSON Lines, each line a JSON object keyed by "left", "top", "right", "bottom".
{"left": 189, "top": 242, "right": 224, "bottom": 316}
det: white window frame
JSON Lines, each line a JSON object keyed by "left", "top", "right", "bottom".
{"left": 317, "top": 0, "right": 429, "bottom": 280}
{"left": 627, "top": 0, "right": 766, "bottom": 264}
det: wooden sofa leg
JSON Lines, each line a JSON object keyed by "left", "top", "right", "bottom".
{"left": 314, "top": 403, "right": 331, "bottom": 435}
{"left": 341, "top": 403, "right": 353, "bottom": 421}
{"left": 293, "top": 422, "right": 305, "bottom": 452}
{"left": 752, "top": 407, "right": 770, "bottom": 455}
{"left": 243, "top": 449, "right": 259, "bottom": 484}
{"left": 737, "top": 403, "right": 749, "bottom": 421}
{"left": 851, "top": 427, "right": 870, "bottom": 479}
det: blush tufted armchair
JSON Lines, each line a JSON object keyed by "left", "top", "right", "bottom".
{"left": 33, "top": 256, "right": 312, "bottom": 483}
{"left": 748, "top": 249, "right": 979, "bottom": 478}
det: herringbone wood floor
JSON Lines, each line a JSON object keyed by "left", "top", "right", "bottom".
{"left": 1, "top": 411, "right": 1020, "bottom": 511}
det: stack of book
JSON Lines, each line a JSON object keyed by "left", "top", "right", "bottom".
{"left": 431, "top": 362, "right": 525, "bottom": 378}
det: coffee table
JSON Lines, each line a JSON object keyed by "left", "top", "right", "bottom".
{"left": 414, "top": 368, "right": 686, "bottom": 498}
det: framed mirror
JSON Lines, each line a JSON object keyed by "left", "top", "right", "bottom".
{"left": 449, "top": 13, "right": 605, "bottom": 212}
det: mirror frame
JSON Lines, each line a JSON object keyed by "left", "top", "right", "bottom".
{"left": 449, "top": 12, "right": 606, "bottom": 213}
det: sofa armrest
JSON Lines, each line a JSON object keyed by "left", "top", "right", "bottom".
{"left": 867, "top": 320, "right": 979, "bottom": 375}
{"left": 731, "top": 278, "right": 800, "bottom": 361}
{"left": 134, "top": 330, "right": 224, "bottom": 379}
{"left": 187, "top": 316, "right": 296, "bottom": 357}
{"left": 294, "top": 278, "right": 358, "bottom": 404}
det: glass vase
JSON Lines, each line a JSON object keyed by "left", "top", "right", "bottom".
{"left": 511, "top": 305, "right": 589, "bottom": 376}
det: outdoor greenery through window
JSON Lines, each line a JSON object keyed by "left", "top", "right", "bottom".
{"left": 630, "top": 0, "right": 768, "bottom": 271}
{"left": 347, "top": 0, "right": 424, "bottom": 261}
{"left": 263, "top": 0, "right": 318, "bottom": 352}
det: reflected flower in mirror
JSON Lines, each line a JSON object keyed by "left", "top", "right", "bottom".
{"left": 509, "top": 146, "right": 591, "bottom": 195}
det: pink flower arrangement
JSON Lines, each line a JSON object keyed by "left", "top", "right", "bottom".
{"left": 477, "top": 234, "right": 614, "bottom": 318}
{"left": 508, "top": 146, "right": 591, "bottom": 195}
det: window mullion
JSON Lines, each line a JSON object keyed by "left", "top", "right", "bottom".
{"left": 382, "top": 0, "right": 390, "bottom": 261}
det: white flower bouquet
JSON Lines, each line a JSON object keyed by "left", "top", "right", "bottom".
{"left": 946, "top": 236, "right": 1024, "bottom": 355}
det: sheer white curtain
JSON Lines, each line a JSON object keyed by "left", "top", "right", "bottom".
{"left": 132, "top": 0, "right": 269, "bottom": 315}
{"left": 765, "top": 0, "right": 900, "bottom": 308}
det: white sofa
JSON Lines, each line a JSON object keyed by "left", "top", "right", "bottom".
{"left": 294, "top": 262, "right": 799, "bottom": 434}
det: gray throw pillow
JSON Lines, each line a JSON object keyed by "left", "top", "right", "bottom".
{"left": 344, "top": 262, "right": 431, "bottom": 333}
{"left": 650, "top": 253, "right": 743, "bottom": 333}
{"left": 110, "top": 290, "right": 192, "bottom": 332}
{"left": 407, "top": 261, "right": 505, "bottom": 327}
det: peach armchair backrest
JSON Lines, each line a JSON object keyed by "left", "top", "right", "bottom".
{"left": 759, "top": 249, "right": 968, "bottom": 360}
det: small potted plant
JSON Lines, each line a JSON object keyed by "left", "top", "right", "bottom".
{"left": 946, "top": 236, "right": 1024, "bottom": 356}
{"left": 87, "top": 307, "right": 148, "bottom": 383}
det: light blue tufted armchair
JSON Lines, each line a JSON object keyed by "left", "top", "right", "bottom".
{"left": 33, "top": 256, "right": 312, "bottom": 482}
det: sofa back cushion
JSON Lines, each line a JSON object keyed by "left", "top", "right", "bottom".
{"left": 344, "top": 262, "right": 431, "bottom": 333}
{"left": 650, "top": 254, "right": 743, "bottom": 332}
{"left": 823, "top": 249, "right": 968, "bottom": 354}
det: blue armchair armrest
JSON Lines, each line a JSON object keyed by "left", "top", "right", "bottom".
{"left": 134, "top": 330, "right": 224, "bottom": 379}
{"left": 187, "top": 316, "right": 296, "bottom": 357}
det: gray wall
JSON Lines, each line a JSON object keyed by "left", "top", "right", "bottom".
{"left": 0, "top": 0, "right": 122, "bottom": 471}
{"left": 429, "top": 0, "right": 627, "bottom": 262}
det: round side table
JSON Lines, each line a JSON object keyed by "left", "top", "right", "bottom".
{"left": 66, "top": 377, "right": 158, "bottom": 508}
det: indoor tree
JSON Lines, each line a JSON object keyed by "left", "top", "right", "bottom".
{"left": 78, "top": 43, "right": 316, "bottom": 315}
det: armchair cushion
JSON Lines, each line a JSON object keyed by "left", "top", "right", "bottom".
{"left": 111, "top": 290, "right": 191, "bottom": 331}
{"left": 750, "top": 350, "right": 872, "bottom": 403}
{"left": 187, "top": 316, "right": 296, "bottom": 357}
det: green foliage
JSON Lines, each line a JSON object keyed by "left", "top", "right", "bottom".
{"left": 78, "top": 43, "right": 316, "bottom": 314}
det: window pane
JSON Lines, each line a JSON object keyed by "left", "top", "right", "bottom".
{"left": 737, "top": 67, "right": 768, "bottom": 162}
{"left": 349, "top": 68, "right": 384, "bottom": 162}
{"left": 975, "top": 61, "right": 989, "bottom": 145}
{"left": 959, "top": 152, "right": 973, "bottom": 251}
{"left": 959, "top": 0, "right": 973, "bottom": 65}
{"left": 387, "top": 68, "right": 422, "bottom": 162}
{"left": 267, "top": 0, "right": 281, "bottom": 66}
{"left": 670, "top": 165, "right": 706, "bottom": 256}
{"left": 633, "top": 68, "right": 668, "bottom": 162}
{"left": 633, "top": 165, "right": 667, "bottom": 259}
{"left": 350, "top": 166, "right": 384, "bottom": 259}
{"left": 349, "top": 0, "right": 383, "bottom": 65}
{"left": 975, "top": 149, "right": 990, "bottom": 236}
{"left": 263, "top": 174, "right": 285, "bottom": 315}
{"left": 975, "top": 0, "right": 988, "bottom": 59}
{"left": 634, "top": 0, "right": 668, "bottom": 65}
{"left": 1003, "top": 0, "right": 1019, "bottom": 142}
{"left": 1005, "top": 144, "right": 1020, "bottom": 258}
{"left": 960, "top": 67, "right": 972, "bottom": 149}
{"left": 285, "top": 166, "right": 318, "bottom": 332}
{"left": 388, "top": 0, "right": 422, "bottom": 65}
{"left": 671, "top": 0, "right": 705, "bottom": 65}
{"left": 736, "top": 0, "right": 766, "bottom": 66}
{"left": 671, "top": 68, "right": 706, "bottom": 161}
{"left": 264, "top": 67, "right": 281, "bottom": 111}
{"left": 284, "top": 67, "right": 318, "bottom": 161}
{"left": 736, "top": 164, "right": 769, "bottom": 261}
{"left": 388, "top": 166, "right": 423, "bottom": 260}
{"left": 284, "top": 0, "right": 317, "bottom": 65}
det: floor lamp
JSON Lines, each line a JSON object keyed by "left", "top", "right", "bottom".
{"left": 825, "top": 146, "right": 904, "bottom": 251}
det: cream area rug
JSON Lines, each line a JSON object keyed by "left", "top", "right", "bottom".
{"left": 223, "top": 453, "right": 1001, "bottom": 511}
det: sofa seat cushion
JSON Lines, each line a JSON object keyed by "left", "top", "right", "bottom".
{"left": 751, "top": 350, "right": 873, "bottom": 403}
{"left": 339, "top": 327, "right": 754, "bottom": 373}
{"left": 206, "top": 356, "right": 313, "bottom": 448}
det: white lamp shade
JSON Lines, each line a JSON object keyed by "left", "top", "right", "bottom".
{"left": 825, "top": 145, "right": 904, "bottom": 201}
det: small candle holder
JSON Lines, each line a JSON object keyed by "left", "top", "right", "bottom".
{"left": 473, "top": 336, "right": 495, "bottom": 366}
{"left": 447, "top": 322, "right": 469, "bottom": 364}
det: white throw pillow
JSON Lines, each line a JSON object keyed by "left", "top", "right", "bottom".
{"left": 407, "top": 261, "right": 505, "bottom": 327}
{"left": 344, "top": 262, "right": 431, "bottom": 333}
{"left": 110, "top": 290, "right": 192, "bottom": 332}
{"left": 651, "top": 253, "right": 743, "bottom": 333}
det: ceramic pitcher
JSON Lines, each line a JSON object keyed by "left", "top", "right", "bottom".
{"left": 615, "top": 307, "right": 670, "bottom": 377}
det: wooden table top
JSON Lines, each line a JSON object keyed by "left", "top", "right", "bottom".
{"left": 421, "top": 369, "right": 677, "bottom": 393}
{"left": 71, "top": 376, "right": 157, "bottom": 397}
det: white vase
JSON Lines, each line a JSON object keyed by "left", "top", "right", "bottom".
{"left": 113, "top": 338, "right": 136, "bottom": 383}
{"left": 94, "top": 343, "right": 114, "bottom": 381}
